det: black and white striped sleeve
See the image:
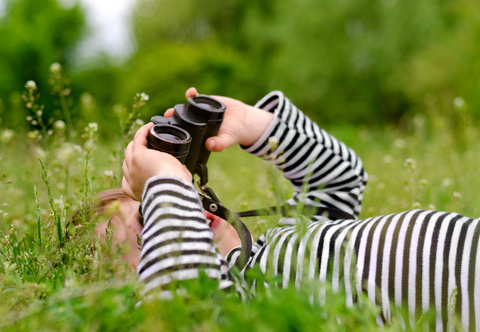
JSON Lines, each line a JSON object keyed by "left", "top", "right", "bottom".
{"left": 242, "top": 91, "right": 368, "bottom": 219}
{"left": 137, "top": 175, "right": 232, "bottom": 294}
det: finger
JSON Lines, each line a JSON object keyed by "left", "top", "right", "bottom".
{"left": 164, "top": 108, "right": 174, "bottom": 118}
{"left": 122, "top": 176, "right": 135, "bottom": 200}
{"left": 122, "top": 160, "right": 129, "bottom": 182}
{"left": 124, "top": 141, "right": 133, "bottom": 168}
{"left": 205, "top": 133, "right": 236, "bottom": 152}
{"left": 185, "top": 87, "right": 198, "bottom": 100}
{"left": 133, "top": 122, "right": 154, "bottom": 154}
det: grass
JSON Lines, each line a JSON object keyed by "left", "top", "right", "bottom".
{"left": 1, "top": 87, "right": 477, "bottom": 331}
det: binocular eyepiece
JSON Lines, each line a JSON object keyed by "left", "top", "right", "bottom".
{"left": 147, "top": 94, "right": 226, "bottom": 185}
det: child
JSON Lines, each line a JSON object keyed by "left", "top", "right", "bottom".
{"left": 121, "top": 87, "right": 479, "bottom": 331}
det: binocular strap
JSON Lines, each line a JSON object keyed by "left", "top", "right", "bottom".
{"left": 237, "top": 204, "right": 355, "bottom": 221}
{"left": 200, "top": 194, "right": 253, "bottom": 270}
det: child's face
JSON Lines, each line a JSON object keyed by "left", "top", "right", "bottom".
{"left": 205, "top": 211, "right": 242, "bottom": 257}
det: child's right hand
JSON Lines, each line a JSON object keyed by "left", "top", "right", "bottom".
{"left": 164, "top": 87, "right": 274, "bottom": 152}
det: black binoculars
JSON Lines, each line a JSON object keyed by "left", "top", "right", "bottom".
{"left": 146, "top": 95, "right": 253, "bottom": 268}
{"left": 147, "top": 95, "right": 226, "bottom": 186}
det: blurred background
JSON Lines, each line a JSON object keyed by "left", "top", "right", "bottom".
{"left": 1, "top": 0, "right": 479, "bottom": 139}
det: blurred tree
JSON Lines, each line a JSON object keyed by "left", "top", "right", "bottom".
{"left": 120, "top": 0, "right": 264, "bottom": 120}
{"left": 0, "top": 0, "right": 85, "bottom": 129}
{"left": 126, "top": 0, "right": 479, "bottom": 126}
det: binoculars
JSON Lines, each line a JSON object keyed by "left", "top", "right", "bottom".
{"left": 148, "top": 95, "right": 226, "bottom": 185}
{"left": 146, "top": 95, "right": 253, "bottom": 268}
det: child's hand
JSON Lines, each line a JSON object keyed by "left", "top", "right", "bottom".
{"left": 164, "top": 87, "right": 274, "bottom": 152}
{"left": 122, "top": 122, "right": 192, "bottom": 201}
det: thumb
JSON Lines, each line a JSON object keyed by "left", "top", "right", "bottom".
{"left": 205, "top": 133, "right": 237, "bottom": 152}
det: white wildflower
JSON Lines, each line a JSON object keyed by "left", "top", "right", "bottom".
{"left": 393, "top": 138, "right": 406, "bottom": 149}
{"left": 0, "top": 129, "right": 15, "bottom": 143}
{"left": 27, "top": 130, "right": 39, "bottom": 140}
{"left": 138, "top": 92, "right": 149, "bottom": 102}
{"left": 268, "top": 136, "right": 279, "bottom": 149}
{"left": 135, "top": 119, "right": 145, "bottom": 126}
{"left": 453, "top": 192, "right": 462, "bottom": 199}
{"left": 404, "top": 158, "right": 416, "bottom": 169}
{"left": 54, "top": 120, "right": 65, "bottom": 130}
{"left": 55, "top": 143, "right": 75, "bottom": 162}
{"left": 87, "top": 123, "right": 98, "bottom": 132}
{"left": 34, "top": 147, "right": 46, "bottom": 160}
{"left": 25, "top": 80, "right": 37, "bottom": 90}
{"left": 104, "top": 170, "right": 114, "bottom": 178}
{"left": 412, "top": 114, "right": 425, "bottom": 128}
{"left": 84, "top": 140, "right": 95, "bottom": 149}
{"left": 382, "top": 155, "right": 392, "bottom": 163}
{"left": 442, "top": 177, "right": 453, "bottom": 187}
{"left": 36, "top": 110, "right": 42, "bottom": 116}
{"left": 64, "top": 278, "right": 77, "bottom": 289}
{"left": 50, "top": 62, "right": 62, "bottom": 73}
{"left": 453, "top": 97, "right": 465, "bottom": 109}
{"left": 81, "top": 93, "right": 93, "bottom": 105}
{"left": 113, "top": 104, "right": 123, "bottom": 114}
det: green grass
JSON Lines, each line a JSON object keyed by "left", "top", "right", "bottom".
{"left": 1, "top": 103, "right": 476, "bottom": 331}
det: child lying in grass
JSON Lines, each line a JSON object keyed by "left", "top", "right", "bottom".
{"left": 118, "top": 87, "right": 479, "bottom": 331}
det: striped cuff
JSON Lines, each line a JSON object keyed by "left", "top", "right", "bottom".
{"left": 240, "top": 91, "right": 367, "bottom": 219}
{"left": 138, "top": 175, "right": 222, "bottom": 293}
{"left": 240, "top": 91, "right": 283, "bottom": 152}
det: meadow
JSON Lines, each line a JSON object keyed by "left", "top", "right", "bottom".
{"left": 0, "top": 74, "right": 477, "bottom": 331}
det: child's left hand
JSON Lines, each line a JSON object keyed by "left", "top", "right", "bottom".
{"left": 122, "top": 122, "right": 192, "bottom": 201}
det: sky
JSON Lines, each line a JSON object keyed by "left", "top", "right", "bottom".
{"left": 0, "top": 0, "right": 137, "bottom": 60}
{"left": 74, "top": 0, "right": 137, "bottom": 60}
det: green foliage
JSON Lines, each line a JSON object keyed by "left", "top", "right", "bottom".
{"left": 0, "top": 74, "right": 475, "bottom": 330}
{"left": 125, "top": 0, "right": 480, "bottom": 126}
{"left": 2, "top": 0, "right": 479, "bottom": 135}
{"left": 0, "top": 0, "right": 85, "bottom": 129}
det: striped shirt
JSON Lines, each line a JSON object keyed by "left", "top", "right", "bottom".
{"left": 138, "top": 91, "right": 479, "bottom": 331}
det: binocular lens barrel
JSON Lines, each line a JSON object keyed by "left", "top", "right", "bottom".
{"left": 190, "top": 96, "right": 224, "bottom": 110}
{"left": 147, "top": 125, "right": 192, "bottom": 163}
